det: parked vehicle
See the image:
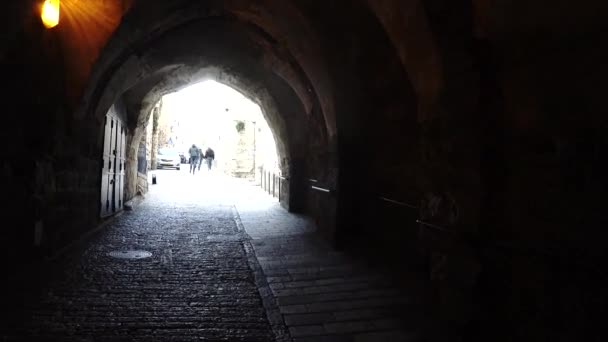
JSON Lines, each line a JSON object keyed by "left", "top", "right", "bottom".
{"left": 157, "top": 148, "right": 181, "bottom": 170}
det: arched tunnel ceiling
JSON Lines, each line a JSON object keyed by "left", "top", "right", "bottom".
{"left": 114, "top": 18, "right": 321, "bottom": 161}
{"left": 79, "top": 0, "right": 335, "bottom": 147}
{"left": 61, "top": 0, "right": 608, "bottom": 137}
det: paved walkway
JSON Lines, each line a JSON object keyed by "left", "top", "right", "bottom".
{"left": 234, "top": 178, "right": 428, "bottom": 342}
{"left": 1, "top": 169, "right": 429, "bottom": 341}
{"left": 1, "top": 171, "right": 272, "bottom": 342}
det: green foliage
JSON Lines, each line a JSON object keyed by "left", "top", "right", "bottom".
{"left": 235, "top": 121, "right": 246, "bottom": 133}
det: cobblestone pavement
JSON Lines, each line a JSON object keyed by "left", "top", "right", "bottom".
{"left": 1, "top": 170, "right": 275, "bottom": 342}
{"left": 2, "top": 169, "right": 430, "bottom": 342}
{"left": 234, "top": 179, "right": 430, "bottom": 342}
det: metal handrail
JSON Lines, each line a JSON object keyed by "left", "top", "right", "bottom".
{"left": 311, "top": 185, "right": 331, "bottom": 193}
{"left": 378, "top": 196, "right": 418, "bottom": 210}
{"left": 307, "top": 178, "right": 333, "bottom": 193}
{"left": 415, "top": 219, "right": 605, "bottom": 278}
{"left": 259, "top": 179, "right": 604, "bottom": 276}
{"left": 359, "top": 193, "right": 606, "bottom": 278}
{"left": 416, "top": 219, "right": 456, "bottom": 234}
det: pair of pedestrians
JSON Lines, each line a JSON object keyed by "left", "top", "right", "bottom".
{"left": 188, "top": 144, "right": 215, "bottom": 174}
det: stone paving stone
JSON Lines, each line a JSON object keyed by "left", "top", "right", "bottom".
{"left": 270, "top": 283, "right": 285, "bottom": 290}
{"left": 268, "top": 276, "right": 293, "bottom": 283}
{"left": 289, "top": 325, "right": 326, "bottom": 337}
{"left": 323, "top": 321, "right": 375, "bottom": 334}
{"left": 284, "top": 313, "right": 334, "bottom": 326}
{"left": 332, "top": 308, "right": 396, "bottom": 321}
{"left": 353, "top": 331, "right": 424, "bottom": 342}
{"left": 273, "top": 288, "right": 306, "bottom": 297}
{"left": 234, "top": 180, "right": 432, "bottom": 342}
{"left": 280, "top": 304, "right": 309, "bottom": 314}
{"left": 293, "top": 336, "right": 352, "bottom": 342}
{"left": 283, "top": 280, "right": 319, "bottom": 288}
{"left": 304, "top": 297, "right": 409, "bottom": 313}
{"left": 0, "top": 175, "right": 276, "bottom": 342}
{"left": 371, "top": 318, "right": 405, "bottom": 330}
{"left": 2, "top": 175, "right": 432, "bottom": 342}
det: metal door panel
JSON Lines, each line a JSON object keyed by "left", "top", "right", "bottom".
{"left": 117, "top": 173, "right": 124, "bottom": 209}
{"left": 103, "top": 116, "right": 112, "bottom": 158}
{"left": 118, "top": 125, "right": 126, "bottom": 210}
{"left": 100, "top": 115, "right": 115, "bottom": 218}
{"left": 101, "top": 111, "right": 126, "bottom": 217}
{"left": 120, "top": 125, "right": 126, "bottom": 176}
{"left": 100, "top": 173, "right": 110, "bottom": 217}
{"left": 113, "top": 121, "right": 122, "bottom": 211}
{"left": 111, "top": 118, "right": 118, "bottom": 213}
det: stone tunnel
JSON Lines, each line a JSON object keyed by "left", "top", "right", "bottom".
{"left": 1, "top": 0, "right": 608, "bottom": 341}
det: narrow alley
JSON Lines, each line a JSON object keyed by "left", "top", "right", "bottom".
{"left": 3, "top": 1, "right": 606, "bottom": 341}
{"left": 1, "top": 170, "right": 425, "bottom": 342}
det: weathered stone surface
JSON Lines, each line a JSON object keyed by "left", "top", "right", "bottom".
{"left": 0, "top": 177, "right": 274, "bottom": 341}
{"left": 3, "top": 0, "right": 608, "bottom": 341}
{"left": 235, "top": 181, "right": 430, "bottom": 342}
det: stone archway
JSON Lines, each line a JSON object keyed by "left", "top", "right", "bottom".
{"left": 121, "top": 67, "right": 296, "bottom": 206}
{"left": 83, "top": 16, "right": 329, "bottom": 214}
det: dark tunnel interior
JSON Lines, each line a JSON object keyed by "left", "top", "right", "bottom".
{"left": 1, "top": 0, "right": 608, "bottom": 341}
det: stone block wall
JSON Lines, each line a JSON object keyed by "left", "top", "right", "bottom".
{"left": 226, "top": 121, "right": 255, "bottom": 178}
{"left": 137, "top": 173, "right": 148, "bottom": 196}
{"left": 468, "top": 33, "right": 608, "bottom": 340}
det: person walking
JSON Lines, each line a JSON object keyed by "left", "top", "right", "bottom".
{"left": 197, "top": 147, "right": 204, "bottom": 171}
{"left": 204, "top": 147, "right": 215, "bottom": 171}
{"left": 188, "top": 144, "right": 200, "bottom": 174}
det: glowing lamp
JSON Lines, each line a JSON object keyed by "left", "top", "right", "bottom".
{"left": 41, "top": 0, "right": 60, "bottom": 29}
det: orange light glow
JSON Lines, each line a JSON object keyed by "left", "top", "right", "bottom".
{"left": 41, "top": 0, "right": 60, "bottom": 29}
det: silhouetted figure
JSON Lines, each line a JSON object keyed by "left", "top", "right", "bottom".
{"left": 197, "top": 147, "right": 204, "bottom": 171}
{"left": 204, "top": 147, "right": 215, "bottom": 171}
{"left": 188, "top": 144, "right": 200, "bottom": 174}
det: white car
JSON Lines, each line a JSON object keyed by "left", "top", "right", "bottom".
{"left": 157, "top": 148, "right": 181, "bottom": 170}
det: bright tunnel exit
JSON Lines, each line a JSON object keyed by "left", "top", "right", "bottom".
{"left": 145, "top": 81, "right": 280, "bottom": 179}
